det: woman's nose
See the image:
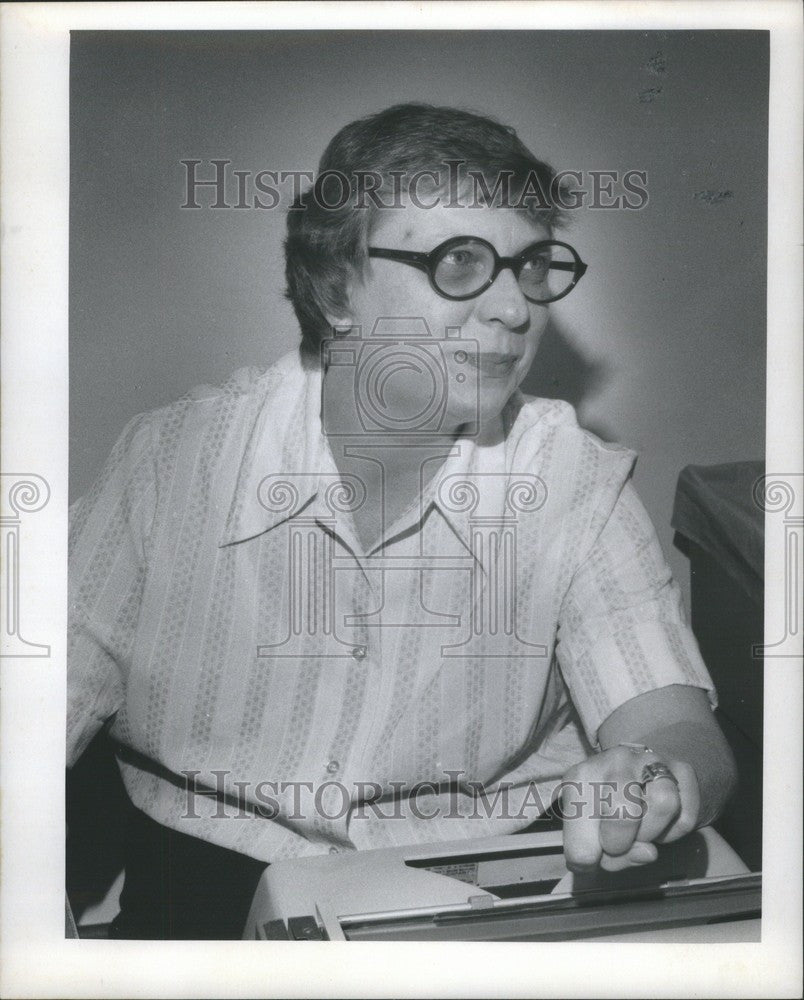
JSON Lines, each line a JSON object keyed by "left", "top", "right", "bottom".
{"left": 475, "top": 266, "right": 531, "bottom": 329}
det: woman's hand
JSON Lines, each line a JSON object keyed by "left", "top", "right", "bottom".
{"left": 559, "top": 744, "right": 701, "bottom": 872}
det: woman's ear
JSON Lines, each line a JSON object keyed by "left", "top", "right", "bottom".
{"left": 326, "top": 316, "right": 354, "bottom": 336}
{"left": 324, "top": 267, "right": 361, "bottom": 335}
{"left": 324, "top": 292, "right": 356, "bottom": 336}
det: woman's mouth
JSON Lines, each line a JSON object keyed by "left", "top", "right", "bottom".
{"left": 464, "top": 352, "right": 520, "bottom": 377}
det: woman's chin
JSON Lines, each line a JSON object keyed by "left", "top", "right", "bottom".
{"left": 446, "top": 392, "right": 516, "bottom": 436}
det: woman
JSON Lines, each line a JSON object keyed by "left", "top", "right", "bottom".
{"left": 68, "top": 103, "right": 736, "bottom": 938}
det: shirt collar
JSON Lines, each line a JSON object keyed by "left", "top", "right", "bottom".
{"left": 219, "top": 351, "right": 329, "bottom": 546}
{"left": 219, "top": 349, "right": 523, "bottom": 555}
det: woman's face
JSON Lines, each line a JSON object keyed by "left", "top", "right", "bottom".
{"left": 335, "top": 202, "right": 551, "bottom": 434}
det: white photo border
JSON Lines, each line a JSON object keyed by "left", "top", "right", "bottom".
{"left": 1, "top": 2, "right": 801, "bottom": 997}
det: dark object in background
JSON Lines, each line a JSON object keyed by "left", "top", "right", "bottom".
{"left": 110, "top": 808, "right": 268, "bottom": 939}
{"left": 67, "top": 731, "right": 268, "bottom": 938}
{"left": 673, "top": 461, "right": 764, "bottom": 872}
{"left": 66, "top": 727, "right": 131, "bottom": 924}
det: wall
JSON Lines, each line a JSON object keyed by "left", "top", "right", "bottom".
{"left": 70, "top": 30, "right": 768, "bottom": 608}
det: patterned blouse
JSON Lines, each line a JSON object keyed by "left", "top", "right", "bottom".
{"left": 68, "top": 349, "right": 715, "bottom": 862}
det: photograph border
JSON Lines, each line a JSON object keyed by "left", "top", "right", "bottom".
{"left": 1, "top": 3, "right": 801, "bottom": 997}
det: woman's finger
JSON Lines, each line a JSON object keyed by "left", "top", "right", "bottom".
{"left": 633, "top": 765, "right": 683, "bottom": 844}
{"left": 600, "top": 840, "right": 658, "bottom": 872}
{"left": 560, "top": 779, "right": 603, "bottom": 872}
{"left": 596, "top": 776, "right": 644, "bottom": 858}
{"left": 652, "top": 759, "right": 700, "bottom": 843}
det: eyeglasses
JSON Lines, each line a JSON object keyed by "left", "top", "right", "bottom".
{"left": 368, "top": 236, "right": 587, "bottom": 304}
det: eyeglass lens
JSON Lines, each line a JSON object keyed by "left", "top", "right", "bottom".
{"left": 433, "top": 240, "right": 577, "bottom": 302}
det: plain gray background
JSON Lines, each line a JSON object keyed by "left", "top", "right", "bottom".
{"left": 70, "top": 30, "right": 768, "bottom": 609}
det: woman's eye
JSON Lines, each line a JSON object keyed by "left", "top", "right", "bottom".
{"left": 444, "top": 249, "right": 476, "bottom": 267}
{"left": 447, "top": 250, "right": 472, "bottom": 264}
{"left": 522, "top": 255, "right": 549, "bottom": 275}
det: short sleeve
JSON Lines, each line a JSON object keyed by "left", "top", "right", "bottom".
{"left": 555, "top": 479, "right": 717, "bottom": 748}
{"left": 67, "top": 414, "right": 157, "bottom": 766}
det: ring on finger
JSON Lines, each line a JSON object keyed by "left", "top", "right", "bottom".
{"left": 641, "top": 761, "right": 679, "bottom": 788}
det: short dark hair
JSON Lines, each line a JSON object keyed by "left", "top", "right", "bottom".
{"left": 284, "top": 103, "right": 565, "bottom": 357}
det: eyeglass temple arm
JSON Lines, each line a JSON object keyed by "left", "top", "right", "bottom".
{"left": 505, "top": 256, "right": 587, "bottom": 278}
{"left": 519, "top": 257, "right": 586, "bottom": 274}
{"left": 368, "top": 248, "right": 431, "bottom": 270}
{"left": 533, "top": 258, "right": 588, "bottom": 277}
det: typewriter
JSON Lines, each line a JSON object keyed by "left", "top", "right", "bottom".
{"left": 244, "top": 825, "right": 761, "bottom": 942}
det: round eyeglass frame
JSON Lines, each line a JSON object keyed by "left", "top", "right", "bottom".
{"left": 367, "top": 236, "right": 588, "bottom": 304}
